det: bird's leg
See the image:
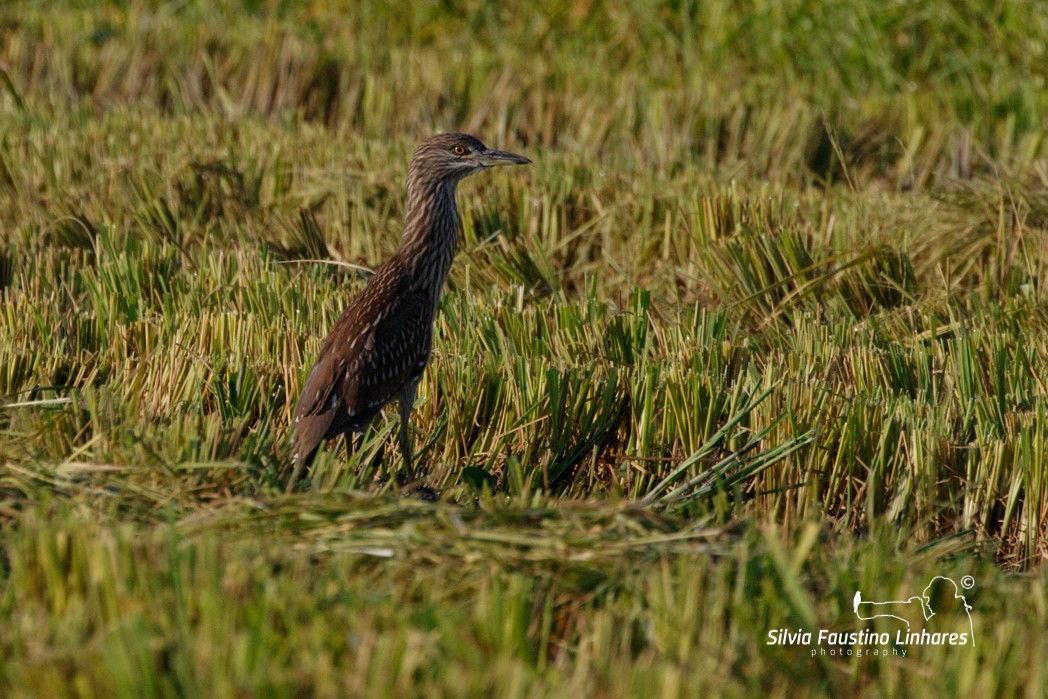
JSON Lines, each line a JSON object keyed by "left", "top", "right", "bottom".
{"left": 345, "top": 432, "right": 356, "bottom": 462}
{"left": 396, "top": 378, "right": 420, "bottom": 481}
{"left": 394, "top": 378, "right": 438, "bottom": 501}
{"left": 285, "top": 457, "right": 305, "bottom": 495}
{"left": 371, "top": 438, "right": 386, "bottom": 478}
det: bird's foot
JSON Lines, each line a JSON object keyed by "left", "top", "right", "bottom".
{"left": 399, "top": 477, "right": 440, "bottom": 502}
{"left": 371, "top": 472, "right": 440, "bottom": 502}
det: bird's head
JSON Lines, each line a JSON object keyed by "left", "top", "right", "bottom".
{"left": 408, "top": 133, "right": 531, "bottom": 187}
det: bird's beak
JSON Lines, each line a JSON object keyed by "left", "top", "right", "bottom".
{"left": 476, "top": 148, "right": 531, "bottom": 167}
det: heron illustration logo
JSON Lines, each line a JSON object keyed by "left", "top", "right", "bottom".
{"left": 852, "top": 575, "right": 976, "bottom": 647}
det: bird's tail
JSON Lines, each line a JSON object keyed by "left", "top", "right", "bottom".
{"left": 285, "top": 434, "right": 319, "bottom": 494}
{"left": 284, "top": 411, "right": 334, "bottom": 493}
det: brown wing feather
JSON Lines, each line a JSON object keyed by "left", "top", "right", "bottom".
{"left": 290, "top": 261, "right": 432, "bottom": 470}
{"left": 289, "top": 351, "right": 341, "bottom": 467}
{"left": 337, "top": 287, "right": 430, "bottom": 417}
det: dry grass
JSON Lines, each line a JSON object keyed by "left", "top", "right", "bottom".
{"left": 2, "top": 1, "right": 1048, "bottom": 696}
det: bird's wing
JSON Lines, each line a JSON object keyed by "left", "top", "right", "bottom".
{"left": 337, "top": 283, "right": 432, "bottom": 416}
{"left": 290, "top": 273, "right": 432, "bottom": 465}
{"left": 293, "top": 349, "right": 341, "bottom": 421}
{"left": 291, "top": 276, "right": 429, "bottom": 421}
{"left": 289, "top": 348, "right": 343, "bottom": 468}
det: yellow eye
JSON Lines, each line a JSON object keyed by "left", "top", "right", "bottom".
{"left": 452, "top": 145, "right": 467, "bottom": 155}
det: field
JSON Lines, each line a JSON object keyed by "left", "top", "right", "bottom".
{"left": 1, "top": 0, "right": 1047, "bottom": 696}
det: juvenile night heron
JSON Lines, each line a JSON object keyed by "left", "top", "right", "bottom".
{"left": 287, "top": 133, "right": 530, "bottom": 492}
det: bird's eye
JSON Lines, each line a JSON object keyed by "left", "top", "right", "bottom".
{"left": 452, "top": 146, "right": 467, "bottom": 155}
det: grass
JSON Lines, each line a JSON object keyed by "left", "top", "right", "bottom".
{"left": 1, "top": 0, "right": 1047, "bottom": 695}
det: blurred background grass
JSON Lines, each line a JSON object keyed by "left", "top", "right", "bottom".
{"left": 1, "top": 1, "right": 1047, "bottom": 696}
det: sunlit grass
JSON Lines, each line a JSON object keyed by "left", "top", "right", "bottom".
{"left": 2, "top": 0, "right": 1048, "bottom": 695}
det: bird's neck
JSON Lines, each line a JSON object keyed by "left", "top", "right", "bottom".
{"left": 396, "top": 178, "right": 460, "bottom": 294}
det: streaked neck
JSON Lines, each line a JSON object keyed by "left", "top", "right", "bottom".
{"left": 397, "top": 178, "right": 460, "bottom": 295}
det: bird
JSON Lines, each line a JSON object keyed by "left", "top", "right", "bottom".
{"left": 287, "top": 133, "right": 530, "bottom": 493}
